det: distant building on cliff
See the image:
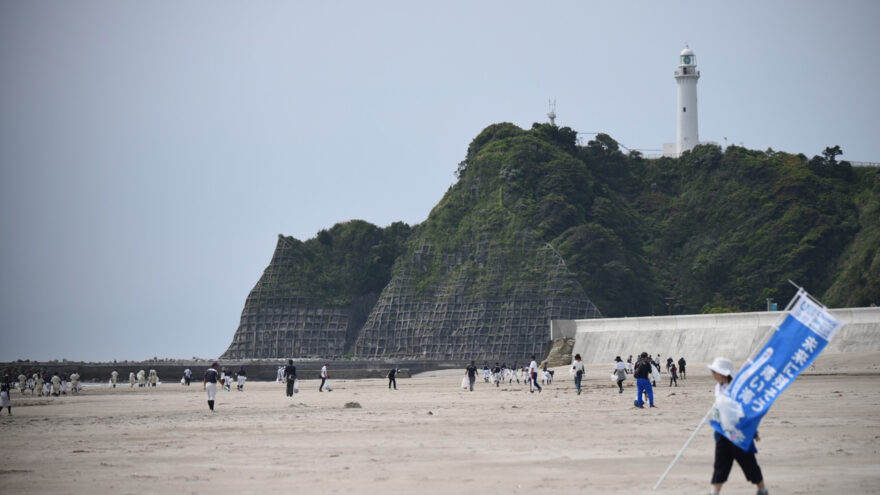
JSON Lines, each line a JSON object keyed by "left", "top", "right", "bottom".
{"left": 664, "top": 45, "right": 701, "bottom": 157}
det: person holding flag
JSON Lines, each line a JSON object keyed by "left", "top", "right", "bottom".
{"left": 704, "top": 289, "right": 844, "bottom": 494}
{"left": 707, "top": 357, "right": 768, "bottom": 495}
{"left": 654, "top": 287, "right": 845, "bottom": 493}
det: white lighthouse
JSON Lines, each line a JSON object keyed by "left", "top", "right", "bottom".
{"left": 664, "top": 45, "right": 701, "bottom": 157}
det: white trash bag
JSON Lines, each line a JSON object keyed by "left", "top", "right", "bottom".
{"left": 460, "top": 376, "right": 468, "bottom": 389}
{"left": 610, "top": 373, "right": 618, "bottom": 384}
{"left": 324, "top": 380, "right": 332, "bottom": 392}
{"left": 651, "top": 365, "right": 661, "bottom": 382}
{"left": 293, "top": 381, "right": 299, "bottom": 394}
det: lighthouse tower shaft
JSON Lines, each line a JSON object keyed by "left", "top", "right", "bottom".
{"left": 675, "top": 47, "right": 700, "bottom": 155}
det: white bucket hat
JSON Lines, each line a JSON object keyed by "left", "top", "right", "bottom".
{"left": 707, "top": 357, "right": 735, "bottom": 377}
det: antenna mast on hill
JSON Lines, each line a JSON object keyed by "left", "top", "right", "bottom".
{"left": 547, "top": 98, "right": 557, "bottom": 126}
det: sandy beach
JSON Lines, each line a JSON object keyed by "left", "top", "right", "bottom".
{"left": 1, "top": 355, "right": 878, "bottom": 495}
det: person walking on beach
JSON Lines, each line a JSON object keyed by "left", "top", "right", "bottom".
{"left": 707, "top": 357, "right": 769, "bottom": 495}
{"left": 236, "top": 366, "right": 247, "bottom": 391}
{"left": 669, "top": 363, "right": 678, "bottom": 387}
{"left": 319, "top": 363, "right": 331, "bottom": 392}
{"left": 614, "top": 356, "right": 627, "bottom": 393}
{"left": 70, "top": 372, "right": 81, "bottom": 394}
{"left": 649, "top": 355, "right": 661, "bottom": 386}
{"left": 129, "top": 372, "right": 135, "bottom": 388}
{"left": 625, "top": 356, "right": 633, "bottom": 375}
{"left": 183, "top": 368, "right": 192, "bottom": 386}
{"left": 465, "top": 361, "right": 477, "bottom": 392}
{"left": 528, "top": 356, "right": 542, "bottom": 393}
{"left": 51, "top": 372, "right": 62, "bottom": 396}
{"left": 387, "top": 366, "right": 398, "bottom": 390}
{"left": 110, "top": 369, "right": 118, "bottom": 388}
{"left": 284, "top": 360, "right": 297, "bottom": 397}
{"left": 571, "top": 354, "right": 585, "bottom": 395}
{"left": 678, "top": 357, "right": 687, "bottom": 380}
{"left": 203, "top": 362, "right": 220, "bottom": 412}
{"left": 33, "top": 373, "right": 43, "bottom": 397}
{"left": 633, "top": 352, "right": 655, "bottom": 408}
{"left": 1, "top": 372, "right": 12, "bottom": 415}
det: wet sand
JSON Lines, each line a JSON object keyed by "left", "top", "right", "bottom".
{"left": 1, "top": 356, "right": 878, "bottom": 494}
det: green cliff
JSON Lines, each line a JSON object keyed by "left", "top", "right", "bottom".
{"left": 223, "top": 123, "right": 880, "bottom": 360}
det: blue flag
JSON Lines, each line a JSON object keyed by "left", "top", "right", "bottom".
{"left": 710, "top": 289, "right": 845, "bottom": 452}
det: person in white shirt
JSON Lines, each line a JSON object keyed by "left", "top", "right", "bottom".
{"left": 613, "top": 356, "right": 627, "bottom": 393}
{"left": 110, "top": 370, "right": 118, "bottom": 388}
{"left": 50, "top": 372, "right": 61, "bottom": 396}
{"left": 319, "top": 363, "right": 331, "bottom": 392}
{"left": 69, "top": 372, "right": 81, "bottom": 394}
{"left": 571, "top": 354, "right": 585, "bottom": 395}
{"left": 528, "top": 356, "right": 542, "bottom": 393}
{"left": 33, "top": 373, "right": 44, "bottom": 396}
{"left": 708, "top": 357, "right": 768, "bottom": 495}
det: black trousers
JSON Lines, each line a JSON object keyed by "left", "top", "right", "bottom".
{"left": 286, "top": 378, "right": 295, "bottom": 396}
{"left": 389, "top": 377, "right": 396, "bottom": 389}
{"left": 712, "top": 432, "right": 763, "bottom": 484}
{"left": 319, "top": 377, "right": 326, "bottom": 390}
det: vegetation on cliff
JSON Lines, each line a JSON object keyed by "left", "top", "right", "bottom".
{"left": 247, "top": 123, "right": 878, "bottom": 317}
{"left": 445, "top": 123, "right": 878, "bottom": 315}
{"left": 257, "top": 220, "right": 411, "bottom": 307}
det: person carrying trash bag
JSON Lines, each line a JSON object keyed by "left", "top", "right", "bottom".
{"left": 613, "top": 356, "right": 627, "bottom": 393}
{"left": 284, "top": 360, "right": 297, "bottom": 397}
{"left": 319, "top": 363, "right": 332, "bottom": 392}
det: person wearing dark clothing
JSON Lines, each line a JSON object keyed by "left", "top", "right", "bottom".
{"left": 669, "top": 363, "right": 678, "bottom": 387}
{"left": 666, "top": 357, "right": 674, "bottom": 372}
{"left": 236, "top": 366, "right": 247, "bottom": 391}
{"left": 387, "top": 367, "right": 397, "bottom": 390}
{"left": 678, "top": 357, "right": 687, "bottom": 379}
{"left": 284, "top": 360, "right": 297, "bottom": 397}
{"left": 633, "top": 352, "right": 655, "bottom": 408}
{"left": 492, "top": 363, "right": 502, "bottom": 387}
{"left": 465, "top": 361, "right": 478, "bottom": 392}
{"left": 203, "top": 362, "right": 220, "bottom": 412}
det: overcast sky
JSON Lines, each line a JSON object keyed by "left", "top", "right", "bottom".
{"left": 1, "top": 1, "right": 878, "bottom": 362}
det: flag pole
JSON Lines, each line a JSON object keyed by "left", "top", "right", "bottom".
{"left": 652, "top": 409, "right": 711, "bottom": 490}
{"left": 652, "top": 284, "right": 807, "bottom": 491}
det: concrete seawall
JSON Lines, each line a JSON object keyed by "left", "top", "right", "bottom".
{"left": 561, "top": 307, "right": 880, "bottom": 365}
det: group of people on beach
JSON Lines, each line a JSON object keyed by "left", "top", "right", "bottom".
{"left": 5, "top": 354, "right": 769, "bottom": 494}
{"left": 464, "top": 355, "right": 551, "bottom": 393}
{"left": 0, "top": 369, "right": 84, "bottom": 400}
